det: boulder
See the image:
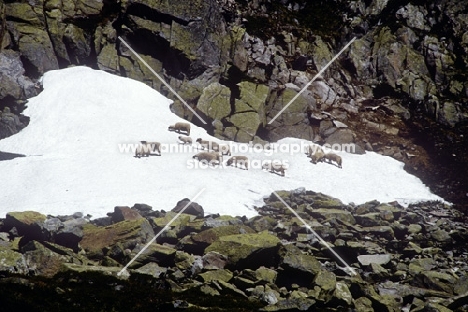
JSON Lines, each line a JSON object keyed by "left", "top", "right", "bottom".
{"left": 80, "top": 218, "right": 154, "bottom": 258}
{"left": 196, "top": 82, "right": 231, "bottom": 120}
{"left": 357, "top": 254, "right": 392, "bottom": 266}
{"left": 4, "top": 211, "right": 47, "bottom": 244}
{"left": 205, "top": 231, "right": 280, "bottom": 269}
{"left": 171, "top": 198, "right": 204, "bottom": 219}
{"left": 277, "top": 244, "right": 321, "bottom": 287}
{"left": 111, "top": 206, "right": 143, "bottom": 223}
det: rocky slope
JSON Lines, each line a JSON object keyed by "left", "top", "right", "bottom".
{"left": 0, "top": 1, "right": 467, "bottom": 205}
{"left": 0, "top": 191, "right": 467, "bottom": 311}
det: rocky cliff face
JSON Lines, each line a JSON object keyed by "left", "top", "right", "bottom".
{"left": 0, "top": 0, "right": 467, "bottom": 209}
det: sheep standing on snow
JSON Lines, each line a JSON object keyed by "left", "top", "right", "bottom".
{"left": 226, "top": 156, "right": 249, "bottom": 170}
{"left": 135, "top": 141, "right": 161, "bottom": 158}
{"left": 321, "top": 153, "right": 342, "bottom": 168}
{"left": 307, "top": 144, "right": 325, "bottom": 164}
{"left": 192, "top": 152, "right": 222, "bottom": 166}
{"left": 178, "top": 136, "right": 192, "bottom": 145}
{"left": 168, "top": 122, "right": 191, "bottom": 135}
{"left": 196, "top": 138, "right": 219, "bottom": 152}
{"left": 218, "top": 144, "right": 231, "bottom": 156}
{"left": 262, "top": 160, "right": 287, "bottom": 176}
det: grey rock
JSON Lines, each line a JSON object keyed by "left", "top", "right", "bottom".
{"left": 357, "top": 254, "right": 392, "bottom": 266}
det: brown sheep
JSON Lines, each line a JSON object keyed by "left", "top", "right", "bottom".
{"left": 178, "top": 136, "right": 192, "bottom": 145}
{"left": 321, "top": 153, "right": 342, "bottom": 168}
{"left": 168, "top": 122, "right": 191, "bottom": 135}
{"left": 192, "top": 152, "right": 221, "bottom": 166}
{"left": 196, "top": 138, "right": 219, "bottom": 152}
{"left": 226, "top": 156, "right": 249, "bottom": 170}
{"left": 135, "top": 141, "right": 161, "bottom": 158}
{"left": 262, "top": 160, "right": 286, "bottom": 176}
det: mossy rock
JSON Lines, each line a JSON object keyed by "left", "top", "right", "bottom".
{"left": 192, "top": 225, "right": 256, "bottom": 246}
{"left": 235, "top": 81, "right": 269, "bottom": 113}
{"left": 197, "top": 82, "right": 232, "bottom": 120}
{"left": 61, "top": 263, "right": 127, "bottom": 279}
{"left": 76, "top": 0, "right": 103, "bottom": 15}
{"left": 22, "top": 240, "right": 69, "bottom": 277}
{"left": 205, "top": 232, "right": 280, "bottom": 268}
{"left": 307, "top": 193, "right": 345, "bottom": 209}
{"left": 127, "top": 14, "right": 161, "bottom": 33}
{"left": 5, "top": 3, "right": 43, "bottom": 26}
{"left": 255, "top": 267, "right": 277, "bottom": 284}
{"left": 198, "top": 269, "right": 233, "bottom": 283}
{"left": 280, "top": 251, "right": 321, "bottom": 277}
{"left": 174, "top": 251, "right": 194, "bottom": 270}
{"left": 229, "top": 112, "right": 261, "bottom": 135}
{"left": 151, "top": 212, "right": 193, "bottom": 228}
{"left": 246, "top": 216, "right": 278, "bottom": 232}
{"left": 16, "top": 26, "right": 58, "bottom": 74}
{"left": 310, "top": 36, "right": 333, "bottom": 70}
{"left": 170, "top": 22, "right": 199, "bottom": 61}
{"left": 307, "top": 208, "right": 356, "bottom": 225}
{"left": 81, "top": 219, "right": 154, "bottom": 256}
{"left": 6, "top": 211, "right": 46, "bottom": 226}
{"left": 97, "top": 43, "right": 119, "bottom": 72}
{"left": 0, "top": 245, "right": 28, "bottom": 274}
{"left": 129, "top": 243, "right": 177, "bottom": 268}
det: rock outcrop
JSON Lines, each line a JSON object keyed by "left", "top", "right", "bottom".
{"left": 0, "top": 191, "right": 467, "bottom": 310}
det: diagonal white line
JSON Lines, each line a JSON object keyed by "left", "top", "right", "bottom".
{"left": 117, "top": 188, "right": 206, "bottom": 276}
{"left": 268, "top": 37, "right": 357, "bottom": 124}
{"left": 271, "top": 190, "right": 358, "bottom": 276}
{"left": 118, "top": 36, "right": 207, "bottom": 125}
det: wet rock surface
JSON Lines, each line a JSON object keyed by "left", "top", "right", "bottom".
{"left": 1, "top": 191, "right": 467, "bottom": 311}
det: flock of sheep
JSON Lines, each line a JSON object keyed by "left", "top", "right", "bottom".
{"left": 134, "top": 122, "right": 342, "bottom": 177}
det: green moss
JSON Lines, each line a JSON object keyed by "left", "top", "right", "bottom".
{"left": 192, "top": 225, "right": 256, "bottom": 245}
{"left": 205, "top": 232, "right": 280, "bottom": 263}
{"left": 81, "top": 219, "right": 153, "bottom": 255}
{"left": 6, "top": 211, "right": 46, "bottom": 225}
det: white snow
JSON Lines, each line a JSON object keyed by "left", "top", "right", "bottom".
{"left": 0, "top": 66, "right": 445, "bottom": 219}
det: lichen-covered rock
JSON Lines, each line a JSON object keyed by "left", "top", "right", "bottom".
{"left": 197, "top": 82, "right": 232, "bottom": 120}
{"left": 198, "top": 268, "right": 233, "bottom": 283}
{"left": 307, "top": 208, "right": 356, "bottom": 225}
{"left": 192, "top": 225, "right": 256, "bottom": 247}
{"left": 0, "top": 244, "right": 28, "bottom": 274}
{"left": 4, "top": 211, "right": 47, "bottom": 244}
{"left": 80, "top": 218, "right": 154, "bottom": 258}
{"left": 129, "top": 243, "right": 176, "bottom": 268}
{"left": 205, "top": 231, "right": 280, "bottom": 269}
{"left": 21, "top": 240, "right": 69, "bottom": 277}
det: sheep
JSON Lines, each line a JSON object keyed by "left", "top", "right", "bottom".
{"left": 178, "top": 136, "right": 192, "bottom": 145}
{"left": 196, "top": 138, "right": 219, "bottom": 152}
{"left": 192, "top": 152, "right": 222, "bottom": 166}
{"left": 218, "top": 144, "right": 231, "bottom": 156}
{"left": 226, "top": 156, "right": 249, "bottom": 170}
{"left": 135, "top": 141, "right": 161, "bottom": 158}
{"left": 262, "top": 160, "right": 287, "bottom": 176}
{"left": 168, "top": 122, "right": 191, "bottom": 135}
{"left": 307, "top": 144, "right": 325, "bottom": 164}
{"left": 321, "top": 152, "right": 342, "bottom": 168}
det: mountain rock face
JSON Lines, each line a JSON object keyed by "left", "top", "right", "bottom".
{"left": 0, "top": 0, "right": 467, "bottom": 209}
